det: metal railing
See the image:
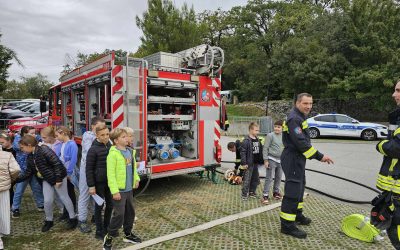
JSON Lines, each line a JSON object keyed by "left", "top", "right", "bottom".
{"left": 225, "top": 116, "right": 273, "bottom": 137}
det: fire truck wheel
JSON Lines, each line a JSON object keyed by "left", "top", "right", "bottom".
{"left": 224, "top": 169, "right": 235, "bottom": 180}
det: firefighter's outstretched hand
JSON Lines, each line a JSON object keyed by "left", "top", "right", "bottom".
{"left": 321, "top": 155, "right": 334, "bottom": 165}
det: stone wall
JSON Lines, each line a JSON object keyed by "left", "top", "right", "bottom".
{"left": 235, "top": 99, "right": 387, "bottom": 122}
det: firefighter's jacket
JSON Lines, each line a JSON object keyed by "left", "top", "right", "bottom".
{"left": 376, "top": 128, "right": 400, "bottom": 194}
{"left": 283, "top": 108, "right": 324, "bottom": 161}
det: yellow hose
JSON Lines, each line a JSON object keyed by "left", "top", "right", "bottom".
{"left": 341, "top": 214, "right": 380, "bottom": 243}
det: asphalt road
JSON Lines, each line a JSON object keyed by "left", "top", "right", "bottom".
{"left": 221, "top": 136, "right": 382, "bottom": 208}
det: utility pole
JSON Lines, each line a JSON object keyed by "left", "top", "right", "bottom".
{"left": 265, "top": 96, "right": 268, "bottom": 116}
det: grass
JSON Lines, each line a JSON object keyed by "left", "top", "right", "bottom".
{"left": 226, "top": 104, "right": 265, "bottom": 117}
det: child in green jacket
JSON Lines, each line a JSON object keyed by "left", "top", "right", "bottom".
{"left": 103, "top": 128, "right": 141, "bottom": 250}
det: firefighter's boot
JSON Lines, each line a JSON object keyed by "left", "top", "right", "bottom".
{"left": 296, "top": 214, "right": 312, "bottom": 226}
{"left": 281, "top": 223, "right": 307, "bottom": 239}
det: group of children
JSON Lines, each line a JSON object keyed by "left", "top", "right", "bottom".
{"left": 228, "top": 121, "right": 284, "bottom": 204}
{"left": 0, "top": 117, "right": 142, "bottom": 250}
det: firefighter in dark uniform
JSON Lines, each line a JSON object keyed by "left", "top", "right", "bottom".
{"left": 227, "top": 140, "right": 245, "bottom": 179}
{"left": 372, "top": 81, "right": 400, "bottom": 249}
{"left": 280, "top": 93, "right": 334, "bottom": 239}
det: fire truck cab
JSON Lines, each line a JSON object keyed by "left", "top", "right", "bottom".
{"left": 48, "top": 44, "right": 224, "bottom": 179}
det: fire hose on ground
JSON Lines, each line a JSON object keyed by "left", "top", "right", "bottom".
{"left": 218, "top": 160, "right": 385, "bottom": 243}
{"left": 126, "top": 161, "right": 385, "bottom": 249}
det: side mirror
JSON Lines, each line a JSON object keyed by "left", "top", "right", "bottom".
{"left": 40, "top": 101, "right": 47, "bottom": 113}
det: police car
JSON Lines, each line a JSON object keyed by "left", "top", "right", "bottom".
{"left": 307, "top": 114, "right": 388, "bottom": 140}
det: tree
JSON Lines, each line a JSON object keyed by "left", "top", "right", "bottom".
{"left": 135, "top": 0, "right": 204, "bottom": 57}
{"left": 0, "top": 33, "right": 23, "bottom": 93}
{"left": 2, "top": 73, "right": 54, "bottom": 99}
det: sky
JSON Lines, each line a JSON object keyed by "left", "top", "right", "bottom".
{"left": 0, "top": 0, "right": 245, "bottom": 83}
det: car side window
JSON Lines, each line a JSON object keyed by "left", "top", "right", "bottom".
{"left": 335, "top": 116, "right": 353, "bottom": 123}
{"left": 315, "top": 115, "right": 335, "bottom": 122}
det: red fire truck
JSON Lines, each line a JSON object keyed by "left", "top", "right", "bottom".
{"left": 48, "top": 44, "right": 225, "bottom": 179}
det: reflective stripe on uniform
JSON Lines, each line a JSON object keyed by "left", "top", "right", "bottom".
{"left": 297, "top": 202, "right": 304, "bottom": 209}
{"left": 377, "top": 140, "right": 388, "bottom": 156}
{"left": 303, "top": 147, "right": 317, "bottom": 159}
{"left": 235, "top": 159, "right": 241, "bottom": 163}
{"left": 394, "top": 128, "right": 400, "bottom": 136}
{"left": 390, "top": 203, "right": 395, "bottom": 212}
{"left": 259, "top": 136, "right": 265, "bottom": 145}
{"left": 397, "top": 225, "right": 400, "bottom": 241}
{"left": 302, "top": 120, "right": 308, "bottom": 129}
{"left": 376, "top": 174, "right": 400, "bottom": 194}
{"left": 225, "top": 120, "right": 230, "bottom": 125}
{"left": 280, "top": 212, "right": 296, "bottom": 221}
{"left": 389, "top": 159, "right": 399, "bottom": 172}
{"left": 283, "top": 121, "right": 289, "bottom": 133}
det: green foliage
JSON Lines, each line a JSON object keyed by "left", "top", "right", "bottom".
{"left": 2, "top": 73, "right": 53, "bottom": 99}
{"left": 134, "top": 0, "right": 203, "bottom": 57}
{"left": 226, "top": 104, "right": 265, "bottom": 117}
{"left": 0, "top": 33, "right": 23, "bottom": 93}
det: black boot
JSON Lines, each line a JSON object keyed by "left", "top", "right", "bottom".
{"left": 66, "top": 218, "right": 78, "bottom": 230}
{"left": 41, "top": 221, "right": 54, "bottom": 232}
{"left": 95, "top": 230, "right": 105, "bottom": 240}
{"left": 281, "top": 224, "right": 307, "bottom": 239}
{"left": 296, "top": 214, "right": 312, "bottom": 226}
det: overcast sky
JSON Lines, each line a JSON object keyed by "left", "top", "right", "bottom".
{"left": 0, "top": 0, "right": 245, "bottom": 83}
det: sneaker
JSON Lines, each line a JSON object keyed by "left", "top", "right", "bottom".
{"left": 123, "top": 232, "right": 142, "bottom": 244}
{"left": 66, "top": 218, "right": 78, "bottom": 230}
{"left": 281, "top": 226, "right": 307, "bottom": 239}
{"left": 41, "top": 221, "right": 54, "bottom": 232}
{"left": 103, "top": 234, "right": 113, "bottom": 250}
{"left": 273, "top": 192, "right": 283, "bottom": 200}
{"left": 261, "top": 196, "right": 269, "bottom": 205}
{"left": 57, "top": 213, "right": 68, "bottom": 222}
{"left": 95, "top": 231, "right": 105, "bottom": 240}
{"left": 12, "top": 209, "right": 20, "bottom": 218}
{"left": 296, "top": 215, "right": 312, "bottom": 226}
{"left": 0, "top": 237, "right": 3, "bottom": 250}
{"left": 249, "top": 192, "right": 257, "bottom": 199}
{"left": 37, "top": 206, "right": 45, "bottom": 212}
{"left": 78, "top": 221, "right": 92, "bottom": 233}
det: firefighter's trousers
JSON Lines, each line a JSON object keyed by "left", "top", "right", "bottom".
{"left": 280, "top": 148, "right": 306, "bottom": 228}
{"left": 388, "top": 198, "right": 400, "bottom": 249}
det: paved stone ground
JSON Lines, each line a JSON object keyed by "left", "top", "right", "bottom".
{"left": 3, "top": 173, "right": 393, "bottom": 250}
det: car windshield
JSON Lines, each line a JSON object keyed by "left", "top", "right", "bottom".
{"left": 21, "top": 104, "right": 36, "bottom": 112}
{"left": 12, "top": 103, "right": 30, "bottom": 110}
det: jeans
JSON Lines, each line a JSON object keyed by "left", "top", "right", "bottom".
{"left": 242, "top": 164, "right": 261, "bottom": 197}
{"left": 12, "top": 176, "right": 44, "bottom": 211}
{"left": 262, "top": 160, "right": 283, "bottom": 197}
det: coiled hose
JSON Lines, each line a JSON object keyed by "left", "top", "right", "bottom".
{"left": 341, "top": 214, "right": 382, "bottom": 243}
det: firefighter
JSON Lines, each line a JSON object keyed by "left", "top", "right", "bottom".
{"left": 227, "top": 140, "right": 245, "bottom": 181}
{"left": 280, "top": 93, "right": 334, "bottom": 239}
{"left": 372, "top": 81, "right": 400, "bottom": 249}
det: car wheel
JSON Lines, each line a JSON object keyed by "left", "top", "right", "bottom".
{"left": 309, "top": 128, "right": 320, "bottom": 139}
{"left": 361, "top": 129, "right": 377, "bottom": 141}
